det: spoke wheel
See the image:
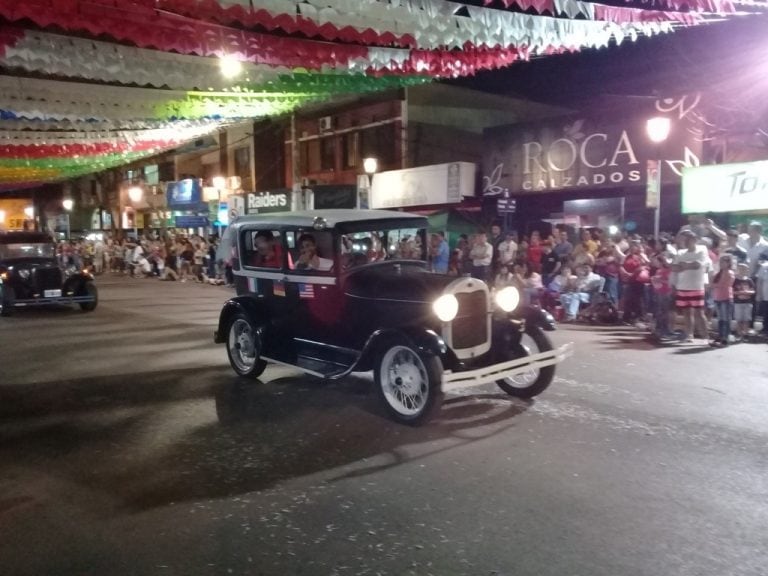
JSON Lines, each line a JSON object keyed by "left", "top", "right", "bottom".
{"left": 375, "top": 343, "right": 442, "bottom": 425}
{"left": 496, "top": 327, "right": 555, "bottom": 399}
{"left": 226, "top": 314, "right": 267, "bottom": 378}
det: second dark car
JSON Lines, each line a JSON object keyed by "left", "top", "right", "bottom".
{"left": 0, "top": 231, "right": 98, "bottom": 316}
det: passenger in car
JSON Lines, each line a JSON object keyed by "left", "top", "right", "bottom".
{"left": 250, "top": 231, "right": 282, "bottom": 268}
{"left": 296, "top": 233, "right": 333, "bottom": 271}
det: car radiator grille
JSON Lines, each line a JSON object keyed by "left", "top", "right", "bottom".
{"left": 33, "top": 266, "right": 63, "bottom": 292}
{"left": 451, "top": 290, "right": 488, "bottom": 350}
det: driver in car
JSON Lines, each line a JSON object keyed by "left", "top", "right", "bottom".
{"left": 296, "top": 233, "right": 333, "bottom": 271}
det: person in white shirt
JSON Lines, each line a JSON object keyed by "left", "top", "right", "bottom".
{"left": 745, "top": 222, "right": 768, "bottom": 278}
{"left": 296, "top": 233, "right": 333, "bottom": 271}
{"left": 496, "top": 232, "right": 518, "bottom": 269}
{"left": 469, "top": 231, "right": 493, "bottom": 281}
{"left": 671, "top": 230, "right": 711, "bottom": 341}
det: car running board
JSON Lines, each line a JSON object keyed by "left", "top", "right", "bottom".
{"left": 263, "top": 338, "right": 360, "bottom": 380}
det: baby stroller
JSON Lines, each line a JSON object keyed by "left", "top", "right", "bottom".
{"left": 578, "top": 291, "right": 620, "bottom": 325}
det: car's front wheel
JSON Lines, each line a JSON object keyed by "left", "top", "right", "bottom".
{"left": 496, "top": 326, "right": 555, "bottom": 398}
{"left": 374, "top": 343, "right": 442, "bottom": 425}
{"left": 226, "top": 313, "right": 267, "bottom": 378}
{"left": 79, "top": 282, "right": 98, "bottom": 312}
{"left": 0, "top": 285, "right": 14, "bottom": 317}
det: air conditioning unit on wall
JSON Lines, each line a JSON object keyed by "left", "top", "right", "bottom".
{"left": 318, "top": 116, "right": 333, "bottom": 132}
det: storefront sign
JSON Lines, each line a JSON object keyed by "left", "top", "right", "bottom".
{"left": 483, "top": 114, "right": 702, "bottom": 195}
{"left": 175, "top": 215, "right": 209, "bottom": 228}
{"left": 246, "top": 190, "right": 290, "bottom": 214}
{"left": 0, "top": 199, "right": 34, "bottom": 230}
{"left": 369, "top": 162, "right": 475, "bottom": 209}
{"left": 313, "top": 185, "right": 357, "bottom": 209}
{"left": 166, "top": 179, "right": 202, "bottom": 207}
{"left": 682, "top": 160, "right": 768, "bottom": 214}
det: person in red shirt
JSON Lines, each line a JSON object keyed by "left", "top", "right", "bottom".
{"left": 251, "top": 231, "right": 282, "bottom": 268}
{"left": 620, "top": 241, "right": 650, "bottom": 324}
{"left": 526, "top": 232, "right": 543, "bottom": 273}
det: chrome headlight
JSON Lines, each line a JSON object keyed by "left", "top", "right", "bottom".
{"left": 495, "top": 286, "right": 520, "bottom": 312}
{"left": 432, "top": 294, "right": 459, "bottom": 322}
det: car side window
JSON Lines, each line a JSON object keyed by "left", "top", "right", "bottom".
{"left": 243, "top": 229, "right": 283, "bottom": 269}
{"left": 287, "top": 230, "right": 334, "bottom": 273}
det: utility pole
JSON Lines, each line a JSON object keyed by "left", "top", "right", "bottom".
{"left": 291, "top": 113, "right": 303, "bottom": 210}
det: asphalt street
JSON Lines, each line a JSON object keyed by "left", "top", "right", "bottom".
{"left": 1, "top": 275, "right": 767, "bottom": 576}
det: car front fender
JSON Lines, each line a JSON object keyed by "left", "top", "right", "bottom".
{"left": 353, "top": 327, "right": 456, "bottom": 373}
{"left": 510, "top": 305, "right": 557, "bottom": 331}
{"left": 214, "top": 296, "right": 271, "bottom": 343}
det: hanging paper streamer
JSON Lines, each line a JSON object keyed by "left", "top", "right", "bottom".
{"left": 0, "top": 0, "right": 757, "bottom": 189}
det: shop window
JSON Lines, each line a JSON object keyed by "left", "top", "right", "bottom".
{"left": 343, "top": 132, "right": 359, "bottom": 169}
{"left": 360, "top": 124, "right": 396, "bottom": 166}
{"left": 300, "top": 140, "right": 322, "bottom": 173}
{"left": 320, "top": 137, "right": 335, "bottom": 171}
{"left": 234, "top": 146, "right": 252, "bottom": 190}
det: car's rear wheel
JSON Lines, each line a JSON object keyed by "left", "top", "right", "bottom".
{"left": 0, "top": 285, "right": 14, "bottom": 317}
{"left": 374, "top": 343, "right": 442, "bottom": 425}
{"left": 226, "top": 313, "right": 267, "bottom": 378}
{"left": 79, "top": 282, "right": 98, "bottom": 312}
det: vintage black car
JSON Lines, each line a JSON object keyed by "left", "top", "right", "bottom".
{"left": 214, "top": 210, "right": 572, "bottom": 425}
{"left": 0, "top": 231, "right": 98, "bottom": 316}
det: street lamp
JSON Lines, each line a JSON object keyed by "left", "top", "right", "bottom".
{"left": 128, "top": 185, "right": 143, "bottom": 240}
{"left": 646, "top": 117, "right": 671, "bottom": 240}
{"left": 363, "top": 157, "right": 378, "bottom": 188}
{"left": 62, "top": 197, "right": 73, "bottom": 240}
{"left": 360, "top": 157, "right": 378, "bottom": 210}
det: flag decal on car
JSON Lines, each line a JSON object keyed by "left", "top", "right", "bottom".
{"left": 299, "top": 283, "right": 315, "bottom": 299}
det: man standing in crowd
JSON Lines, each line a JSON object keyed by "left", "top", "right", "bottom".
{"left": 429, "top": 232, "right": 450, "bottom": 274}
{"left": 671, "top": 229, "right": 711, "bottom": 342}
{"left": 553, "top": 229, "right": 573, "bottom": 263}
{"left": 496, "top": 231, "right": 518, "bottom": 271}
{"left": 745, "top": 221, "right": 768, "bottom": 278}
{"left": 469, "top": 231, "right": 493, "bottom": 282}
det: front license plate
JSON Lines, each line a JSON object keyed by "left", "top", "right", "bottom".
{"left": 44, "top": 289, "right": 62, "bottom": 298}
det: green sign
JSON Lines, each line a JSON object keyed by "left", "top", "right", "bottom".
{"left": 682, "top": 160, "right": 768, "bottom": 214}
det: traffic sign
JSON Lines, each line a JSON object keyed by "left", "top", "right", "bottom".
{"left": 497, "top": 198, "right": 516, "bottom": 214}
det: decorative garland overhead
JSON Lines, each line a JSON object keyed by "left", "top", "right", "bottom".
{"left": 0, "top": 0, "right": 761, "bottom": 188}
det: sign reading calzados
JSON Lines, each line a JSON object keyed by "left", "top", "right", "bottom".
{"left": 483, "top": 116, "right": 701, "bottom": 195}
{"left": 246, "top": 190, "right": 290, "bottom": 213}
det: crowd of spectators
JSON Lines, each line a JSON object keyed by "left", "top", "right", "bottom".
{"left": 441, "top": 218, "right": 768, "bottom": 345}
{"left": 56, "top": 232, "right": 232, "bottom": 286}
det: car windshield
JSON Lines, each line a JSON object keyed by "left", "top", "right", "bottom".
{"left": 0, "top": 242, "right": 55, "bottom": 260}
{"left": 341, "top": 227, "right": 426, "bottom": 269}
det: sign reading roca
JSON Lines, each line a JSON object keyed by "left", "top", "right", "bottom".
{"left": 482, "top": 115, "right": 702, "bottom": 195}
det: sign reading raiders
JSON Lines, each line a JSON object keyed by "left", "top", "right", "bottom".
{"left": 246, "top": 190, "right": 291, "bottom": 214}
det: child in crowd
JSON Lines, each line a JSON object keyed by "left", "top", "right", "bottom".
{"left": 710, "top": 254, "right": 734, "bottom": 347}
{"left": 733, "top": 262, "right": 756, "bottom": 339}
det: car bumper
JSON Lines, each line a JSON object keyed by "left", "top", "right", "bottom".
{"left": 9, "top": 295, "right": 95, "bottom": 308}
{"left": 441, "top": 342, "right": 574, "bottom": 392}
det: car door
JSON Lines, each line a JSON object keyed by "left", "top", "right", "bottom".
{"left": 282, "top": 229, "right": 348, "bottom": 347}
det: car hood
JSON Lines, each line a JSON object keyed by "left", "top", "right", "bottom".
{"left": 343, "top": 261, "right": 457, "bottom": 302}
